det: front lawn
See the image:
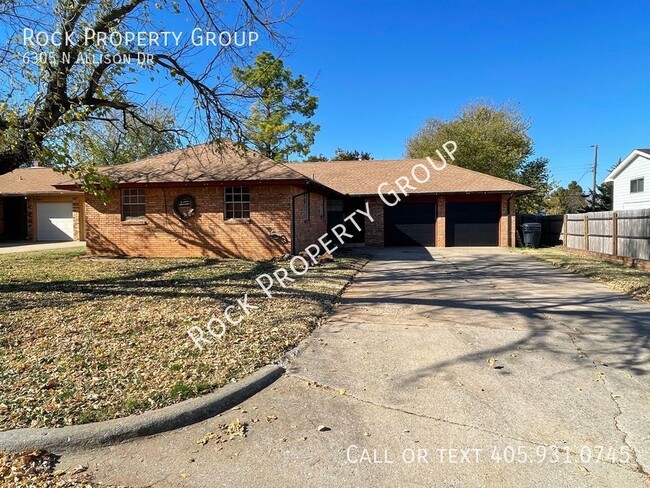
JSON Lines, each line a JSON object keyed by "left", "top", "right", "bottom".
{"left": 0, "top": 249, "right": 366, "bottom": 430}
{"left": 515, "top": 246, "right": 650, "bottom": 303}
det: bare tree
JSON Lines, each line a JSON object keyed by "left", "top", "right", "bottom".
{"left": 0, "top": 0, "right": 296, "bottom": 183}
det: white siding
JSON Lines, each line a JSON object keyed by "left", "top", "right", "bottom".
{"left": 612, "top": 154, "right": 650, "bottom": 210}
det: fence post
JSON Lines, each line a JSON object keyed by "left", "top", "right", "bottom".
{"left": 563, "top": 215, "right": 568, "bottom": 247}
{"left": 612, "top": 212, "right": 618, "bottom": 257}
{"left": 584, "top": 214, "right": 589, "bottom": 251}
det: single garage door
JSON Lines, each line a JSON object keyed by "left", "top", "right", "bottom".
{"left": 37, "top": 202, "right": 74, "bottom": 241}
{"left": 385, "top": 203, "right": 436, "bottom": 246}
{"left": 446, "top": 202, "right": 500, "bottom": 246}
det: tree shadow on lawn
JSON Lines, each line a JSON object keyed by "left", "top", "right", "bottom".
{"left": 0, "top": 257, "right": 355, "bottom": 313}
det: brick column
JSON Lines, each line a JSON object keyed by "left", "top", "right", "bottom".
{"left": 365, "top": 197, "right": 384, "bottom": 246}
{"left": 436, "top": 195, "right": 446, "bottom": 247}
{"left": 499, "top": 194, "right": 515, "bottom": 247}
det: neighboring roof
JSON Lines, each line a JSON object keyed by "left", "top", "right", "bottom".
{"left": 56, "top": 142, "right": 311, "bottom": 189}
{"left": 605, "top": 149, "right": 650, "bottom": 182}
{"left": 287, "top": 159, "right": 533, "bottom": 196}
{"left": 0, "top": 167, "right": 82, "bottom": 196}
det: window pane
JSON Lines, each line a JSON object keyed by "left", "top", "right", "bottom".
{"left": 122, "top": 189, "right": 145, "bottom": 220}
{"left": 224, "top": 187, "right": 250, "bottom": 219}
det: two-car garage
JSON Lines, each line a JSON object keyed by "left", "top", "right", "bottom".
{"left": 383, "top": 197, "right": 502, "bottom": 247}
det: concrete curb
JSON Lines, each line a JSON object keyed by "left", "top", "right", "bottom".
{"left": 0, "top": 364, "right": 284, "bottom": 454}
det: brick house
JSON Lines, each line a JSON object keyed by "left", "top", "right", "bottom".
{"left": 0, "top": 167, "right": 85, "bottom": 242}
{"left": 54, "top": 143, "right": 532, "bottom": 259}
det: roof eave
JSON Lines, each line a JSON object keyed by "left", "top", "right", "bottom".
{"left": 339, "top": 189, "right": 534, "bottom": 197}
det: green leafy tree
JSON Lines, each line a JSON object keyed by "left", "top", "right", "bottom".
{"left": 516, "top": 157, "right": 554, "bottom": 214}
{"left": 331, "top": 148, "right": 372, "bottom": 161}
{"left": 303, "top": 154, "right": 328, "bottom": 162}
{"left": 233, "top": 52, "right": 319, "bottom": 161}
{"left": 586, "top": 181, "right": 613, "bottom": 212}
{"left": 406, "top": 102, "right": 552, "bottom": 213}
{"left": 546, "top": 181, "right": 588, "bottom": 214}
{"left": 71, "top": 107, "right": 181, "bottom": 166}
{"left": 0, "top": 0, "right": 291, "bottom": 189}
{"left": 406, "top": 102, "right": 533, "bottom": 180}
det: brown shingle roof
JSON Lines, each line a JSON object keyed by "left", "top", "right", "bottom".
{"left": 288, "top": 160, "right": 533, "bottom": 196}
{"left": 57, "top": 142, "right": 309, "bottom": 188}
{"left": 0, "top": 167, "right": 82, "bottom": 196}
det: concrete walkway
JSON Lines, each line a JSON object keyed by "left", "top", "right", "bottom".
{"left": 0, "top": 241, "right": 85, "bottom": 254}
{"left": 58, "top": 247, "right": 650, "bottom": 487}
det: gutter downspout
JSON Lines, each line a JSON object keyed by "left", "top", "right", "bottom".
{"left": 291, "top": 190, "right": 310, "bottom": 255}
{"left": 506, "top": 193, "right": 515, "bottom": 247}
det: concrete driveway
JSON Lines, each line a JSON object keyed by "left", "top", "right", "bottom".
{"left": 0, "top": 241, "right": 85, "bottom": 254}
{"left": 59, "top": 247, "right": 650, "bottom": 487}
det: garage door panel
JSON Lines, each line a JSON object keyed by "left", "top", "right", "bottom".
{"left": 37, "top": 202, "right": 74, "bottom": 241}
{"left": 446, "top": 202, "right": 499, "bottom": 247}
{"left": 385, "top": 203, "right": 436, "bottom": 246}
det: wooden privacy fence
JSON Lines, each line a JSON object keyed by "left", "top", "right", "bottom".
{"left": 559, "top": 209, "right": 650, "bottom": 261}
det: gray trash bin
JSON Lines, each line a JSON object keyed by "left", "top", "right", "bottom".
{"left": 521, "top": 222, "right": 542, "bottom": 248}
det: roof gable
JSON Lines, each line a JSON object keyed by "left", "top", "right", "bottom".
{"left": 605, "top": 149, "right": 650, "bottom": 181}
{"left": 56, "top": 142, "right": 310, "bottom": 188}
{"left": 100, "top": 142, "right": 309, "bottom": 184}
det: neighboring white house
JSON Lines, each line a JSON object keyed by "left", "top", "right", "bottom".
{"left": 605, "top": 149, "right": 650, "bottom": 211}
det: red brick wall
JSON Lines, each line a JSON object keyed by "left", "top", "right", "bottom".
{"left": 293, "top": 191, "right": 328, "bottom": 253}
{"left": 436, "top": 195, "right": 446, "bottom": 247}
{"left": 500, "top": 193, "right": 516, "bottom": 247}
{"left": 365, "top": 197, "right": 385, "bottom": 246}
{"left": 84, "top": 185, "right": 304, "bottom": 260}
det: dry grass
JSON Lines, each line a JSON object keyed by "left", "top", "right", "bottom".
{"left": 0, "top": 248, "right": 367, "bottom": 431}
{"left": 515, "top": 246, "right": 650, "bottom": 303}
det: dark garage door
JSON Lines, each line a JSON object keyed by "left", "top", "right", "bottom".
{"left": 385, "top": 203, "right": 436, "bottom": 246}
{"left": 446, "top": 202, "right": 500, "bottom": 246}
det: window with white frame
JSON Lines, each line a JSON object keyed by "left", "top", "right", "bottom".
{"left": 630, "top": 178, "right": 644, "bottom": 193}
{"left": 224, "top": 186, "right": 250, "bottom": 219}
{"left": 303, "top": 192, "right": 310, "bottom": 221}
{"left": 121, "top": 189, "right": 145, "bottom": 221}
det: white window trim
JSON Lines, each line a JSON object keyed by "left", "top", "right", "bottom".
{"left": 224, "top": 186, "right": 251, "bottom": 220}
{"left": 630, "top": 178, "right": 645, "bottom": 193}
{"left": 121, "top": 188, "right": 146, "bottom": 221}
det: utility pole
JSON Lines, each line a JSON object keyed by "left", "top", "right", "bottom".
{"left": 591, "top": 144, "right": 598, "bottom": 210}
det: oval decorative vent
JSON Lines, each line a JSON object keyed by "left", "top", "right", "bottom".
{"left": 173, "top": 194, "right": 197, "bottom": 221}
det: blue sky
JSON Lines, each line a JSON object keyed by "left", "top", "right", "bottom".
{"left": 4, "top": 1, "right": 649, "bottom": 187}
{"left": 274, "top": 0, "right": 650, "bottom": 187}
